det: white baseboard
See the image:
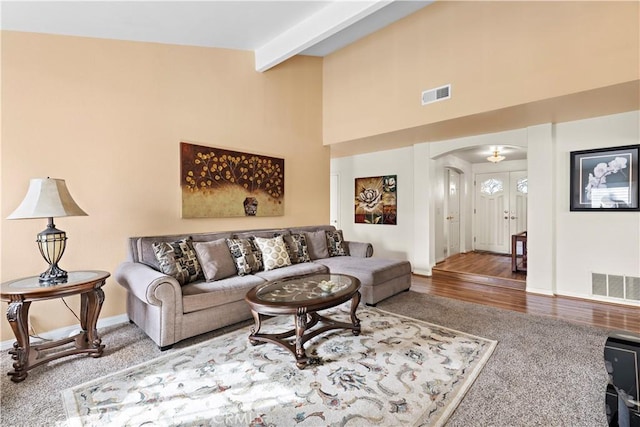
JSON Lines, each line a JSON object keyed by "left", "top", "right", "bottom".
{"left": 1, "top": 314, "right": 129, "bottom": 351}
{"left": 526, "top": 287, "right": 555, "bottom": 296}
{"left": 413, "top": 268, "right": 432, "bottom": 277}
{"left": 555, "top": 290, "right": 640, "bottom": 307}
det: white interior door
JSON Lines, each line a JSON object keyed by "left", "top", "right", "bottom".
{"left": 330, "top": 173, "right": 340, "bottom": 229}
{"left": 475, "top": 172, "right": 510, "bottom": 253}
{"left": 446, "top": 169, "right": 461, "bottom": 257}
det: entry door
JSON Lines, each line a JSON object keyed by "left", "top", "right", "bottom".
{"left": 445, "top": 169, "right": 461, "bottom": 257}
{"left": 475, "top": 171, "right": 528, "bottom": 254}
{"left": 475, "top": 172, "right": 510, "bottom": 253}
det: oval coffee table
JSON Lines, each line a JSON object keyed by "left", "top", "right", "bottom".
{"left": 244, "top": 273, "right": 361, "bottom": 369}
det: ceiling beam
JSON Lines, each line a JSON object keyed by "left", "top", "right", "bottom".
{"left": 255, "top": 0, "right": 393, "bottom": 72}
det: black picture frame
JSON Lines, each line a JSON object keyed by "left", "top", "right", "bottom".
{"left": 570, "top": 144, "right": 640, "bottom": 211}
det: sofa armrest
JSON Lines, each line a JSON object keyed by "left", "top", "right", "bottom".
{"left": 114, "top": 261, "right": 183, "bottom": 311}
{"left": 345, "top": 241, "right": 374, "bottom": 258}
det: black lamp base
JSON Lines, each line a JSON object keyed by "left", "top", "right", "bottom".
{"left": 39, "top": 264, "right": 68, "bottom": 285}
{"left": 37, "top": 218, "right": 69, "bottom": 285}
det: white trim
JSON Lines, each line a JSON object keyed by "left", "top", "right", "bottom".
{"left": 526, "top": 287, "right": 555, "bottom": 296}
{"left": 255, "top": 0, "right": 392, "bottom": 71}
{"left": 0, "top": 314, "right": 129, "bottom": 351}
{"left": 413, "top": 268, "right": 432, "bottom": 277}
{"left": 556, "top": 290, "right": 640, "bottom": 307}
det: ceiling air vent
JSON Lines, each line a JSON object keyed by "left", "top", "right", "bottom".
{"left": 421, "top": 84, "right": 451, "bottom": 106}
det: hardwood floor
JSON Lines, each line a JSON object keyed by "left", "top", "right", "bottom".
{"left": 433, "top": 251, "right": 526, "bottom": 291}
{"left": 412, "top": 252, "right": 639, "bottom": 334}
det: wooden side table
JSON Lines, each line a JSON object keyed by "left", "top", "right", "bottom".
{"left": 0, "top": 270, "right": 109, "bottom": 382}
{"left": 511, "top": 231, "right": 527, "bottom": 273}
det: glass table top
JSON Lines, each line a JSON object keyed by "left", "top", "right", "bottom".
{"left": 256, "top": 274, "right": 357, "bottom": 303}
{"left": 2, "top": 271, "right": 106, "bottom": 291}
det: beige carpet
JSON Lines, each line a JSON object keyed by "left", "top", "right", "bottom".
{"left": 1, "top": 291, "right": 612, "bottom": 426}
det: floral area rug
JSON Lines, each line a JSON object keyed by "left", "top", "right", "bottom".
{"left": 62, "top": 306, "right": 497, "bottom": 426}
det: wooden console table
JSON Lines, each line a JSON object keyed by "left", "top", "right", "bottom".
{"left": 511, "top": 232, "right": 527, "bottom": 273}
{"left": 1, "top": 270, "right": 109, "bottom": 382}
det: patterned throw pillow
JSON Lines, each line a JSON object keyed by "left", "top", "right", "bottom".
{"left": 282, "top": 233, "right": 311, "bottom": 264}
{"left": 152, "top": 238, "right": 202, "bottom": 286}
{"left": 326, "top": 230, "right": 348, "bottom": 257}
{"left": 225, "top": 237, "right": 263, "bottom": 276}
{"left": 254, "top": 235, "right": 291, "bottom": 271}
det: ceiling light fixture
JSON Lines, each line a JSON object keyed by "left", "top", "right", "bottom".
{"left": 487, "top": 150, "right": 506, "bottom": 163}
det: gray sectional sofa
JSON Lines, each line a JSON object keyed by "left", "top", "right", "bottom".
{"left": 114, "top": 225, "right": 411, "bottom": 349}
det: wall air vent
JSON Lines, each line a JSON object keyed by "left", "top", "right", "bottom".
{"left": 592, "top": 272, "right": 640, "bottom": 302}
{"left": 421, "top": 84, "right": 451, "bottom": 106}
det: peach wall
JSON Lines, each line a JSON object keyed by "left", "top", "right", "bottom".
{"left": 323, "top": 1, "right": 640, "bottom": 145}
{"left": 0, "top": 31, "right": 325, "bottom": 341}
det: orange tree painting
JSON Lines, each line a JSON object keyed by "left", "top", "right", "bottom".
{"left": 181, "top": 142, "right": 284, "bottom": 217}
{"left": 354, "top": 175, "right": 397, "bottom": 224}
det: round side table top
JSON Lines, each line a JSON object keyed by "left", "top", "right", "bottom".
{"left": 1, "top": 270, "right": 110, "bottom": 300}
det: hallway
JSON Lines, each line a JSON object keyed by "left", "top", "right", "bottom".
{"left": 432, "top": 251, "right": 526, "bottom": 291}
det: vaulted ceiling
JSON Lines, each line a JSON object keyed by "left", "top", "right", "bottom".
{"left": 0, "top": 0, "right": 432, "bottom": 71}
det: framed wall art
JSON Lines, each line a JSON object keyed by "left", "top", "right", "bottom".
{"left": 570, "top": 144, "right": 639, "bottom": 211}
{"left": 181, "top": 142, "right": 284, "bottom": 218}
{"left": 354, "top": 175, "right": 397, "bottom": 224}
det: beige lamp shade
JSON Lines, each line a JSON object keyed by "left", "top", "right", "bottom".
{"left": 7, "top": 178, "right": 88, "bottom": 219}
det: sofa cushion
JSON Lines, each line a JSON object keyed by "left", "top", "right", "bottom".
{"left": 254, "top": 235, "right": 292, "bottom": 271}
{"left": 325, "top": 230, "right": 348, "bottom": 257}
{"left": 305, "top": 230, "right": 329, "bottom": 260}
{"left": 314, "top": 257, "right": 411, "bottom": 287}
{"left": 254, "top": 262, "right": 328, "bottom": 282}
{"left": 193, "top": 239, "right": 237, "bottom": 281}
{"left": 226, "top": 238, "right": 263, "bottom": 275}
{"left": 282, "top": 233, "right": 311, "bottom": 264}
{"left": 181, "top": 275, "right": 265, "bottom": 313}
{"left": 152, "top": 238, "right": 202, "bottom": 286}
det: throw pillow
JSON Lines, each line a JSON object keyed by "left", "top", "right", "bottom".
{"left": 281, "top": 233, "right": 311, "bottom": 264}
{"left": 193, "top": 239, "right": 238, "bottom": 281}
{"left": 152, "top": 238, "right": 202, "bottom": 286}
{"left": 225, "top": 237, "right": 263, "bottom": 276}
{"left": 325, "top": 230, "right": 349, "bottom": 257}
{"left": 305, "top": 230, "right": 330, "bottom": 260}
{"left": 254, "top": 235, "right": 292, "bottom": 271}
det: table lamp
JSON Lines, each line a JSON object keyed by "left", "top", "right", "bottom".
{"left": 7, "top": 178, "right": 88, "bottom": 284}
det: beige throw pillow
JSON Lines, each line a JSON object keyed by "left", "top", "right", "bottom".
{"left": 193, "top": 239, "right": 238, "bottom": 281}
{"left": 305, "top": 230, "right": 330, "bottom": 260}
{"left": 254, "top": 235, "right": 292, "bottom": 271}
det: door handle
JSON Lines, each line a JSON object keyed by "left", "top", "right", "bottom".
{"left": 510, "top": 216, "right": 517, "bottom": 220}
{"left": 504, "top": 216, "right": 509, "bottom": 220}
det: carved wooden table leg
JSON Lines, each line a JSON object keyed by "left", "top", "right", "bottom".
{"left": 6, "top": 299, "right": 31, "bottom": 383}
{"left": 80, "top": 288, "right": 105, "bottom": 357}
{"left": 294, "top": 308, "right": 309, "bottom": 369}
{"left": 249, "top": 310, "right": 264, "bottom": 346}
{"left": 350, "top": 291, "right": 362, "bottom": 336}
